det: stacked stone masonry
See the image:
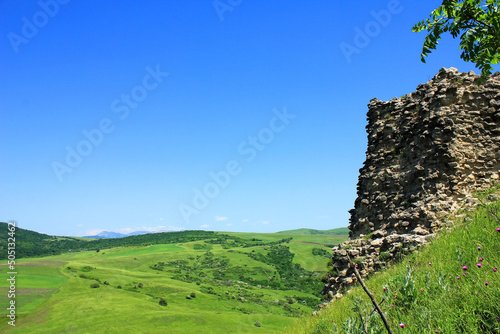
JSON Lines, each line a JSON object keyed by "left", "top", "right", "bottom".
{"left": 322, "top": 68, "right": 500, "bottom": 300}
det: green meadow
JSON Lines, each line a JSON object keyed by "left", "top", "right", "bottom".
{"left": 0, "top": 228, "right": 347, "bottom": 333}
{"left": 3, "top": 188, "right": 499, "bottom": 334}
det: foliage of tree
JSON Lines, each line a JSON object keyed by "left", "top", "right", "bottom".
{"left": 412, "top": 0, "right": 500, "bottom": 81}
{"left": 311, "top": 247, "right": 330, "bottom": 258}
{"left": 248, "top": 245, "right": 323, "bottom": 296}
{"left": 150, "top": 241, "right": 322, "bottom": 308}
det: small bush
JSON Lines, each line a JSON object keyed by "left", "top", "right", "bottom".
{"left": 379, "top": 252, "right": 392, "bottom": 260}
{"left": 90, "top": 283, "right": 100, "bottom": 288}
{"left": 363, "top": 233, "right": 374, "bottom": 240}
{"left": 159, "top": 298, "right": 167, "bottom": 306}
{"left": 190, "top": 292, "right": 196, "bottom": 298}
{"left": 254, "top": 322, "right": 261, "bottom": 327}
{"left": 312, "top": 248, "right": 330, "bottom": 257}
{"left": 320, "top": 273, "right": 330, "bottom": 283}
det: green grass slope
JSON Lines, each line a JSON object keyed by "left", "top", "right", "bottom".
{"left": 223, "top": 231, "right": 348, "bottom": 271}
{"left": 288, "top": 186, "right": 500, "bottom": 334}
{"left": 0, "top": 230, "right": 348, "bottom": 333}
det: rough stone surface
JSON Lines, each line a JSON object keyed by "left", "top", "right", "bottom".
{"left": 322, "top": 68, "right": 500, "bottom": 297}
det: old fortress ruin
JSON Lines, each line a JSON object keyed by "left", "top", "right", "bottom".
{"left": 322, "top": 67, "right": 500, "bottom": 299}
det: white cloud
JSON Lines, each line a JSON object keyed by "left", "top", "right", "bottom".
{"left": 165, "top": 226, "right": 185, "bottom": 232}
{"left": 215, "top": 216, "right": 228, "bottom": 221}
{"left": 261, "top": 221, "right": 270, "bottom": 225}
{"left": 200, "top": 224, "right": 210, "bottom": 229}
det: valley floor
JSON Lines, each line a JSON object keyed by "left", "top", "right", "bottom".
{"left": 0, "top": 231, "right": 347, "bottom": 333}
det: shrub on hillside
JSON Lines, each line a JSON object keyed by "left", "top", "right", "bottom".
{"left": 159, "top": 298, "right": 167, "bottom": 306}
{"left": 312, "top": 248, "right": 330, "bottom": 257}
{"left": 90, "top": 283, "right": 100, "bottom": 288}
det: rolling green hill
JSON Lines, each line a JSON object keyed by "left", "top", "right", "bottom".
{"left": 0, "top": 223, "right": 86, "bottom": 258}
{"left": 0, "top": 225, "right": 236, "bottom": 259}
{"left": 0, "top": 228, "right": 348, "bottom": 333}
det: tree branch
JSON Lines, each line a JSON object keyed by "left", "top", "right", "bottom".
{"left": 347, "top": 255, "right": 394, "bottom": 334}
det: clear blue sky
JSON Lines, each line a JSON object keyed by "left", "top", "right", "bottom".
{"left": 1, "top": 0, "right": 493, "bottom": 236}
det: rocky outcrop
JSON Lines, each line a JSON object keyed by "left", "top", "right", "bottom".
{"left": 322, "top": 68, "right": 500, "bottom": 298}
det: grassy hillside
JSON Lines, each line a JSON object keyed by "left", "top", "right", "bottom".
{"left": 0, "top": 229, "right": 348, "bottom": 333}
{"left": 224, "top": 231, "right": 348, "bottom": 272}
{"left": 0, "top": 226, "right": 240, "bottom": 259}
{"left": 0, "top": 223, "right": 86, "bottom": 258}
{"left": 288, "top": 185, "right": 500, "bottom": 333}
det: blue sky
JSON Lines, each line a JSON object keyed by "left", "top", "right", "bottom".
{"left": 1, "top": 0, "right": 495, "bottom": 236}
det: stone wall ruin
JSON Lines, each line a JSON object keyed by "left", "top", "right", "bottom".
{"left": 322, "top": 67, "right": 500, "bottom": 299}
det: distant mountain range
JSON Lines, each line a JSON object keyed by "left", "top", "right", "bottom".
{"left": 83, "top": 230, "right": 152, "bottom": 239}
{"left": 276, "top": 227, "right": 349, "bottom": 235}
{"left": 84, "top": 227, "right": 350, "bottom": 239}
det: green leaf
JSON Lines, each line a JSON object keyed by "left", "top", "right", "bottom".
{"left": 412, "top": 0, "right": 500, "bottom": 85}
